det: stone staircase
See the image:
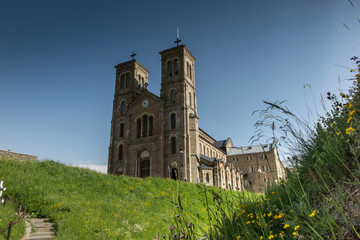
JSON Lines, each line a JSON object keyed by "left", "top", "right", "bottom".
{"left": 22, "top": 218, "right": 55, "bottom": 240}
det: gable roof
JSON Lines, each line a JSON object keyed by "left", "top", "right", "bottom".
{"left": 227, "top": 143, "right": 274, "bottom": 156}
{"left": 128, "top": 90, "right": 163, "bottom": 108}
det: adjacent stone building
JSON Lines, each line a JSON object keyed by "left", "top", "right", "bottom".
{"left": 107, "top": 43, "right": 285, "bottom": 192}
{"left": 0, "top": 150, "right": 38, "bottom": 161}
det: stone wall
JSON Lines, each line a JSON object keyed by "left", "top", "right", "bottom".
{"left": 0, "top": 150, "right": 38, "bottom": 161}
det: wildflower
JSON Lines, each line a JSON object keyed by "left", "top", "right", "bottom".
{"left": 294, "top": 225, "right": 300, "bottom": 231}
{"left": 236, "top": 236, "right": 241, "bottom": 240}
{"left": 349, "top": 109, "right": 356, "bottom": 116}
{"left": 336, "top": 132, "right": 340, "bottom": 136}
{"left": 246, "top": 221, "right": 251, "bottom": 224}
{"left": 347, "top": 116, "right": 352, "bottom": 123}
{"left": 267, "top": 213, "right": 272, "bottom": 217}
{"left": 260, "top": 237, "right": 263, "bottom": 240}
{"left": 350, "top": 69, "right": 354, "bottom": 72}
{"left": 290, "top": 210, "right": 293, "bottom": 213}
{"left": 346, "top": 127, "right": 355, "bottom": 134}
{"left": 283, "top": 224, "right": 290, "bottom": 229}
{"left": 309, "top": 212, "right": 315, "bottom": 217}
{"left": 268, "top": 235, "right": 274, "bottom": 239}
{"left": 293, "top": 232, "right": 298, "bottom": 235}
{"left": 271, "top": 192, "right": 275, "bottom": 195}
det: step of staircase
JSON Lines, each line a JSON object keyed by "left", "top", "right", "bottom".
{"left": 24, "top": 218, "right": 55, "bottom": 240}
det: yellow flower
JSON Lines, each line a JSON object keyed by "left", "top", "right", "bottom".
{"left": 268, "top": 235, "right": 274, "bottom": 239}
{"left": 272, "top": 192, "right": 275, "bottom": 195}
{"left": 336, "top": 131, "right": 340, "bottom": 136}
{"left": 236, "top": 236, "right": 241, "bottom": 240}
{"left": 283, "top": 224, "right": 290, "bottom": 229}
{"left": 350, "top": 69, "right": 354, "bottom": 72}
{"left": 294, "top": 225, "right": 300, "bottom": 231}
{"left": 347, "top": 116, "right": 352, "bottom": 123}
{"left": 260, "top": 237, "right": 263, "bottom": 240}
{"left": 267, "top": 213, "right": 272, "bottom": 217}
{"left": 330, "top": 123, "right": 334, "bottom": 127}
{"left": 246, "top": 221, "right": 251, "bottom": 224}
{"left": 309, "top": 212, "right": 315, "bottom": 217}
{"left": 293, "top": 232, "right": 298, "bottom": 235}
{"left": 346, "top": 127, "right": 355, "bottom": 134}
{"left": 349, "top": 109, "right": 356, "bottom": 116}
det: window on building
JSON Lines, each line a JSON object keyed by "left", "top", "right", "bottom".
{"left": 263, "top": 165, "right": 268, "bottom": 172}
{"left": 168, "top": 61, "right": 173, "bottom": 76}
{"left": 137, "top": 119, "right": 141, "bottom": 138}
{"left": 206, "top": 173, "right": 210, "bottom": 183}
{"left": 189, "top": 64, "right": 192, "bottom": 79}
{"left": 149, "top": 116, "right": 153, "bottom": 136}
{"left": 142, "top": 115, "right": 148, "bottom": 137}
{"left": 121, "top": 101, "right": 126, "bottom": 115}
{"left": 140, "top": 159, "right": 150, "bottom": 178}
{"left": 170, "top": 90, "right": 176, "bottom": 104}
{"left": 249, "top": 166, "right": 254, "bottom": 173}
{"left": 171, "top": 113, "right": 176, "bottom": 129}
{"left": 189, "top": 92, "right": 192, "bottom": 107}
{"left": 174, "top": 59, "right": 179, "bottom": 75}
{"left": 119, "top": 123, "right": 124, "bottom": 138}
{"left": 120, "top": 75, "right": 125, "bottom": 89}
{"left": 247, "top": 156, "right": 252, "bottom": 161}
{"left": 193, "top": 93, "right": 196, "bottom": 107}
{"left": 261, "top": 154, "right": 267, "bottom": 160}
{"left": 171, "top": 137, "right": 176, "bottom": 154}
{"left": 125, "top": 73, "right": 130, "bottom": 88}
{"left": 118, "top": 144, "right": 123, "bottom": 161}
{"left": 138, "top": 75, "right": 141, "bottom": 86}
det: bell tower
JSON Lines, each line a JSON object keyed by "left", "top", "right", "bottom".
{"left": 159, "top": 44, "right": 199, "bottom": 182}
{"left": 108, "top": 54, "right": 150, "bottom": 175}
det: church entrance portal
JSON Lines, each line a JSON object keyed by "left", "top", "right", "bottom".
{"left": 139, "top": 150, "right": 150, "bottom": 178}
{"left": 171, "top": 168, "right": 178, "bottom": 180}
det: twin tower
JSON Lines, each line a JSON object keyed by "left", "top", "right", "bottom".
{"left": 108, "top": 45, "right": 200, "bottom": 182}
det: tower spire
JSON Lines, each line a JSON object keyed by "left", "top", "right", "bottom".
{"left": 174, "top": 28, "right": 181, "bottom": 47}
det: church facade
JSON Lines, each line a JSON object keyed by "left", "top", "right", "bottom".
{"left": 107, "top": 44, "right": 285, "bottom": 192}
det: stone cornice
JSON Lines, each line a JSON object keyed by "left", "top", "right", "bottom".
{"left": 114, "top": 60, "right": 150, "bottom": 74}
{"left": 159, "top": 45, "right": 196, "bottom": 61}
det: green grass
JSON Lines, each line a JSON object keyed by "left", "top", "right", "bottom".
{"left": 0, "top": 159, "right": 253, "bottom": 239}
{"left": 0, "top": 200, "right": 25, "bottom": 240}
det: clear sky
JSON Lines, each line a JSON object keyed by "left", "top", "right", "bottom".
{"left": 1, "top": 0, "right": 359, "bottom": 170}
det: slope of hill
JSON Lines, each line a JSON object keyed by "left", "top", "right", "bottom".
{"left": 0, "top": 159, "right": 248, "bottom": 239}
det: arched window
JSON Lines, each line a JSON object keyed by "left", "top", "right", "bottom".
{"left": 118, "top": 144, "right": 123, "bottom": 161}
{"left": 206, "top": 173, "right": 210, "bottom": 183}
{"left": 136, "top": 119, "right": 141, "bottom": 138}
{"left": 189, "top": 64, "right": 192, "bottom": 79}
{"left": 142, "top": 77, "right": 145, "bottom": 88}
{"left": 189, "top": 92, "right": 192, "bottom": 107}
{"left": 121, "top": 101, "right": 126, "bottom": 115}
{"left": 140, "top": 151, "right": 150, "bottom": 178}
{"left": 186, "top": 62, "right": 189, "bottom": 76}
{"left": 149, "top": 116, "right": 153, "bottom": 136}
{"left": 142, "top": 115, "right": 148, "bottom": 137}
{"left": 119, "top": 123, "right": 124, "bottom": 138}
{"left": 120, "top": 75, "right": 125, "bottom": 89}
{"left": 167, "top": 61, "right": 173, "bottom": 76}
{"left": 170, "top": 90, "right": 176, "bottom": 104}
{"left": 174, "top": 59, "right": 179, "bottom": 75}
{"left": 171, "top": 113, "right": 176, "bottom": 129}
{"left": 125, "top": 73, "right": 130, "bottom": 88}
{"left": 171, "top": 136, "right": 176, "bottom": 154}
{"left": 138, "top": 75, "right": 142, "bottom": 87}
{"left": 193, "top": 93, "right": 196, "bottom": 108}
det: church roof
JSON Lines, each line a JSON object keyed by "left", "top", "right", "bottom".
{"left": 200, "top": 154, "right": 216, "bottom": 163}
{"left": 199, "top": 163, "right": 213, "bottom": 169}
{"left": 227, "top": 143, "right": 273, "bottom": 156}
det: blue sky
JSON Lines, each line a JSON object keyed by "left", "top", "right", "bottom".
{"left": 1, "top": 0, "right": 359, "bottom": 169}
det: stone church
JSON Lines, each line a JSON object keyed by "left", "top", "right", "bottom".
{"left": 107, "top": 43, "right": 285, "bottom": 192}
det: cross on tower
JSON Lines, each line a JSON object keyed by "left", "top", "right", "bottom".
{"left": 174, "top": 29, "right": 181, "bottom": 47}
{"left": 130, "top": 51, "right": 137, "bottom": 60}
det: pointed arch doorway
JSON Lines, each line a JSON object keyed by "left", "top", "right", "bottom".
{"left": 139, "top": 150, "right": 150, "bottom": 178}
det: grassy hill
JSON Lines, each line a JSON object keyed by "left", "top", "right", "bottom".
{"left": 0, "top": 159, "right": 250, "bottom": 239}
